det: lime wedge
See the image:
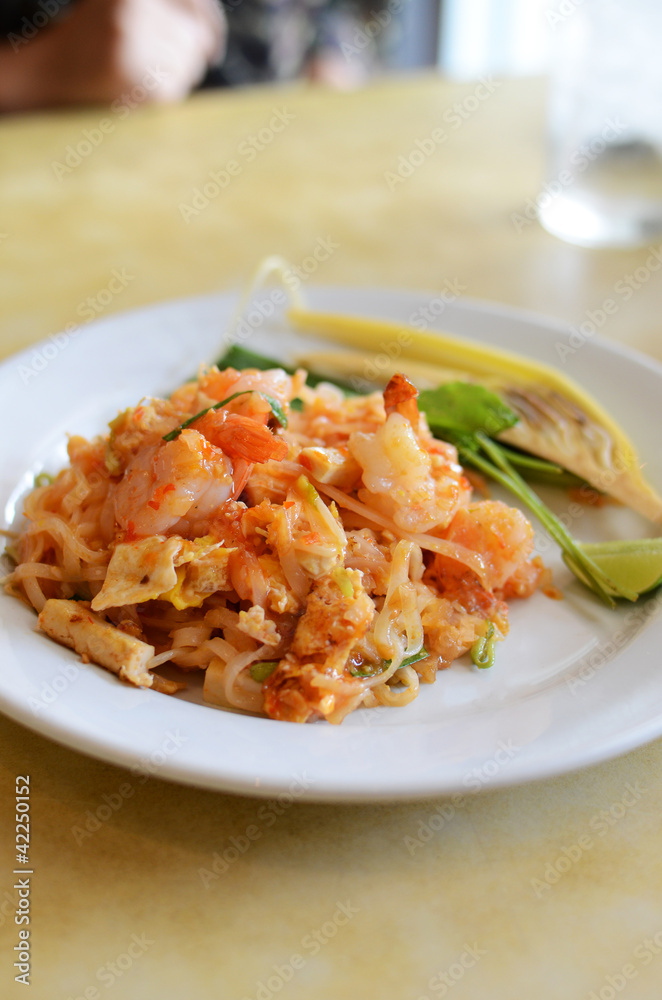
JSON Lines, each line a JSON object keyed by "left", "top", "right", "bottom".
{"left": 564, "top": 538, "right": 662, "bottom": 600}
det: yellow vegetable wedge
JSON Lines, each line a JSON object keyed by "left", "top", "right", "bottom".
{"left": 288, "top": 308, "right": 662, "bottom": 525}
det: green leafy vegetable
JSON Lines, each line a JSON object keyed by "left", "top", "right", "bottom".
{"left": 418, "top": 382, "right": 519, "bottom": 437}
{"left": 249, "top": 660, "right": 279, "bottom": 683}
{"left": 218, "top": 345, "right": 286, "bottom": 373}
{"left": 163, "top": 389, "right": 287, "bottom": 442}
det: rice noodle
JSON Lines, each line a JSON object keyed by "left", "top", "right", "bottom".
{"left": 372, "top": 540, "right": 423, "bottom": 665}
{"left": 146, "top": 650, "right": 177, "bottom": 669}
{"left": 223, "top": 644, "right": 271, "bottom": 712}
{"left": 372, "top": 665, "right": 420, "bottom": 707}
{"left": 24, "top": 516, "right": 108, "bottom": 564}
{"left": 276, "top": 504, "right": 310, "bottom": 600}
{"left": 311, "top": 480, "right": 490, "bottom": 588}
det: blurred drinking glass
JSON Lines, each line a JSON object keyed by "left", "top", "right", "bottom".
{"left": 539, "top": 0, "right": 662, "bottom": 248}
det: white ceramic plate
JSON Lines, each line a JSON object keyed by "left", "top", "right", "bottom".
{"left": 2, "top": 287, "right": 662, "bottom": 802}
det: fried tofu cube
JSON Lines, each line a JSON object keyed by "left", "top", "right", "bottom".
{"left": 37, "top": 599, "right": 156, "bottom": 688}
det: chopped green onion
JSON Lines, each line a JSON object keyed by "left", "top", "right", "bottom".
{"left": 294, "top": 474, "right": 319, "bottom": 505}
{"left": 332, "top": 565, "right": 354, "bottom": 598}
{"left": 249, "top": 660, "right": 279, "bottom": 683}
{"left": 471, "top": 622, "right": 497, "bottom": 669}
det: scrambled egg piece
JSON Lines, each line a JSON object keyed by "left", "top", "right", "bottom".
{"left": 91, "top": 536, "right": 236, "bottom": 612}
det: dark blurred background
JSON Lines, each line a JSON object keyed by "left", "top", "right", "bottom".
{"left": 1, "top": 0, "right": 551, "bottom": 101}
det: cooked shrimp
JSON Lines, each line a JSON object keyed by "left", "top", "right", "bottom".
{"left": 444, "top": 500, "right": 535, "bottom": 591}
{"left": 193, "top": 406, "right": 288, "bottom": 500}
{"left": 349, "top": 412, "right": 469, "bottom": 532}
{"left": 112, "top": 429, "right": 234, "bottom": 537}
{"left": 347, "top": 373, "right": 471, "bottom": 533}
{"left": 193, "top": 410, "right": 288, "bottom": 464}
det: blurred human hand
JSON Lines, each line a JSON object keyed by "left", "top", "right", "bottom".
{"left": 0, "top": 0, "right": 227, "bottom": 111}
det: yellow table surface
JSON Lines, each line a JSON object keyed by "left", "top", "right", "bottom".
{"left": 1, "top": 72, "right": 662, "bottom": 1000}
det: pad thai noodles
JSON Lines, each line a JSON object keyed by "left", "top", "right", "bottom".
{"left": 5, "top": 366, "right": 547, "bottom": 723}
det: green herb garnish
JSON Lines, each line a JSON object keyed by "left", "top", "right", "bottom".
{"left": 350, "top": 647, "right": 429, "bottom": 678}
{"left": 163, "top": 389, "right": 287, "bottom": 442}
